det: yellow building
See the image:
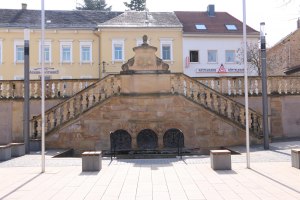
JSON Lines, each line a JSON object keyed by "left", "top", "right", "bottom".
{"left": 97, "top": 12, "right": 183, "bottom": 75}
{"left": 0, "top": 6, "right": 183, "bottom": 80}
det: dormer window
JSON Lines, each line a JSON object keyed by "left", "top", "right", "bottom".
{"left": 225, "top": 24, "right": 237, "bottom": 30}
{"left": 195, "top": 24, "right": 207, "bottom": 30}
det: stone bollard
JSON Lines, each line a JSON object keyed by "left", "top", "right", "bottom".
{"left": 291, "top": 149, "right": 300, "bottom": 169}
{"left": 82, "top": 151, "right": 102, "bottom": 172}
{"left": 210, "top": 150, "right": 231, "bottom": 170}
{"left": 0, "top": 144, "right": 11, "bottom": 161}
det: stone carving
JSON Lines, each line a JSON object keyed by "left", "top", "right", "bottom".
{"left": 121, "top": 35, "right": 169, "bottom": 74}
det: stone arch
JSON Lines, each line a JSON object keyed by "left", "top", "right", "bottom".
{"left": 137, "top": 129, "right": 158, "bottom": 149}
{"left": 163, "top": 128, "right": 184, "bottom": 148}
{"left": 110, "top": 129, "right": 132, "bottom": 151}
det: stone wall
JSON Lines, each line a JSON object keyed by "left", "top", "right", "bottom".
{"left": 0, "top": 99, "right": 63, "bottom": 144}
{"left": 233, "top": 96, "right": 300, "bottom": 138}
{"left": 46, "top": 95, "right": 252, "bottom": 152}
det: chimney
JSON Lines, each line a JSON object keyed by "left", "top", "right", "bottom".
{"left": 22, "top": 3, "right": 27, "bottom": 10}
{"left": 207, "top": 4, "right": 215, "bottom": 17}
{"left": 298, "top": 18, "right": 300, "bottom": 29}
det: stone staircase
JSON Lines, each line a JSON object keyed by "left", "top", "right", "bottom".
{"left": 30, "top": 73, "right": 263, "bottom": 140}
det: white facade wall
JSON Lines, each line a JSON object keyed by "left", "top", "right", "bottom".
{"left": 183, "top": 36, "right": 259, "bottom": 77}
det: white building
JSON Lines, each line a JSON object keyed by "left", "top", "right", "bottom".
{"left": 175, "top": 5, "right": 260, "bottom": 77}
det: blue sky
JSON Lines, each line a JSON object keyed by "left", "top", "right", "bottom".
{"left": 1, "top": 0, "right": 299, "bottom": 47}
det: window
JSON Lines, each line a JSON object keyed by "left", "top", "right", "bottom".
{"left": 225, "top": 24, "right": 237, "bottom": 30}
{"left": 0, "top": 76, "right": 3, "bottom": 80}
{"left": 225, "top": 50, "right": 235, "bottom": 63}
{"left": 160, "top": 39, "right": 173, "bottom": 61}
{"left": 189, "top": 50, "right": 199, "bottom": 62}
{"left": 14, "top": 40, "right": 24, "bottom": 63}
{"left": 195, "top": 24, "right": 207, "bottom": 30}
{"left": 80, "top": 41, "right": 92, "bottom": 64}
{"left": 208, "top": 50, "right": 217, "bottom": 63}
{"left": 162, "top": 45, "right": 171, "bottom": 60}
{"left": 112, "top": 39, "right": 124, "bottom": 62}
{"left": 60, "top": 41, "right": 73, "bottom": 63}
{"left": 39, "top": 40, "right": 51, "bottom": 63}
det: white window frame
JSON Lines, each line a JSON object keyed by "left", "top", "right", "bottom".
{"left": 0, "top": 39, "right": 2, "bottom": 65}
{"left": 160, "top": 38, "right": 173, "bottom": 62}
{"left": 39, "top": 40, "right": 52, "bottom": 64}
{"left": 225, "top": 50, "right": 235, "bottom": 63}
{"left": 112, "top": 39, "right": 125, "bottom": 63}
{"left": 60, "top": 40, "right": 73, "bottom": 64}
{"left": 14, "top": 40, "right": 24, "bottom": 64}
{"left": 80, "top": 41, "right": 93, "bottom": 64}
{"left": 207, "top": 50, "right": 218, "bottom": 63}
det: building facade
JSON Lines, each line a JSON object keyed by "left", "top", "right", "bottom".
{"left": 267, "top": 19, "right": 300, "bottom": 76}
{"left": 0, "top": 6, "right": 182, "bottom": 80}
{"left": 175, "top": 5, "right": 260, "bottom": 77}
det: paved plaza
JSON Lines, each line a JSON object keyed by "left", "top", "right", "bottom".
{"left": 0, "top": 141, "right": 300, "bottom": 200}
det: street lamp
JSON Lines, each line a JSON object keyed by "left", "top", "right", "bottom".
{"left": 260, "top": 22, "right": 269, "bottom": 150}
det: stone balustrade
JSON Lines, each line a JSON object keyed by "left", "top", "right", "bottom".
{"left": 171, "top": 74, "right": 262, "bottom": 136}
{"left": 0, "top": 79, "right": 97, "bottom": 99}
{"left": 1, "top": 76, "right": 300, "bottom": 99}
{"left": 31, "top": 75, "right": 121, "bottom": 139}
{"left": 30, "top": 74, "right": 262, "bottom": 139}
{"left": 194, "top": 76, "right": 300, "bottom": 96}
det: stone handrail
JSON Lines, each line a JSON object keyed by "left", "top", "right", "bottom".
{"left": 194, "top": 76, "right": 300, "bottom": 96}
{"left": 0, "top": 79, "right": 97, "bottom": 99}
{"left": 31, "top": 75, "right": 120, "bottom": 139}
{"left": 30, "top": 73, "right": 262, "bottom": 139}
{"left": 171, "top": 74, "right": 262, "bottom": 137}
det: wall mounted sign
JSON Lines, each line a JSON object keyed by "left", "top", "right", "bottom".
{"left": 29, "top": 67, "right": 59, "bottom": 75}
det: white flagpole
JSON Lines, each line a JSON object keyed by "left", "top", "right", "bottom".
{"left": 41, "top": 0, "right": 46, "bottom": 173}
{"left": 242, "top": 0, "right": 250, "bottom": 168}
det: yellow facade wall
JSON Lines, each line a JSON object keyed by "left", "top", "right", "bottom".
{"left": 99, "top": 28, "right": 183, "bottom": 74}
{"left": 0, "top": 27, "right": 183, "bottom": 80}
{"left": 0, "top": 29, "right": 100, "bottom": 80}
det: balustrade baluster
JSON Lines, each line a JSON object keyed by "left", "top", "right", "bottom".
{"left": 278, "top": 79, "right": 282, "bottom": 94}
{"left": 227, "top": 101, "right": 232, "bottom": 119}
{"left": 284, "top": 80, "right": 288, "bottom": 94}
{"left": 6, "top": 83, "right": 10, "bottom": 98}
{"left": 62, "top": 103, "right": 69, "bottom": 123}
{"left": 69, "top": 99, "right": 75, "bottom": 118}
{"left": 87, "top": 91, "right": 93, "bottom": 108}
{"left": 35, "top": 118, "right": 42, "bottom": 139}
{"left": 212, "top": 93, "right": 218, "bottom": 112}
{"left": 205, "top": 89, "right": 211, "bottom": 108}
{"left": 228, "top": 80, "right": 232, "bottom": 95}
{"left": 239, "top": 107, "right": 245, "bottom": 125}
{"left": 220, "top": 98, "right": 226, "bottom": 116}
{"left": 51, "top": 82, "right": 56, "bottom": 98}
{"left": 56, "top": 107, "right": 62, "bottom": 126}
{"left": 34, "top": 82, "right": 38, "bottom": 98}
{"left": 267, "top": 79, "right": 271, "bottom": 94}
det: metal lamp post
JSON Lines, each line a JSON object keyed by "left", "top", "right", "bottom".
{"left": 260, "top": 22, "right": 269, "bottom": 150}
{"left": 23, "top": 29, "right": 30, "bottom": 154}
{"left": 242, "top": 0, "right": 250, "bottom": 168}
{"left": 41, "top": 0, "right": 46, "bottom": 173}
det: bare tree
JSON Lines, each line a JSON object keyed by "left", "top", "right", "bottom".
{"left": 236, "top": 42, "right": 262, "bottom": 76}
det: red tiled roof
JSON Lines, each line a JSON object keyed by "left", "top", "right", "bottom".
{"left": 174, "top": 11, "right": 259, "bottom": 35}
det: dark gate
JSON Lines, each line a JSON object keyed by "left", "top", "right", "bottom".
{"left": 110, "top": 129, "right": 132, "bottom": 151}
{"left": 163, "top": 128, "right": 184, "bottom": 148}
{"left": 137, "top": 129, "right": 158, "bottom": 149}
